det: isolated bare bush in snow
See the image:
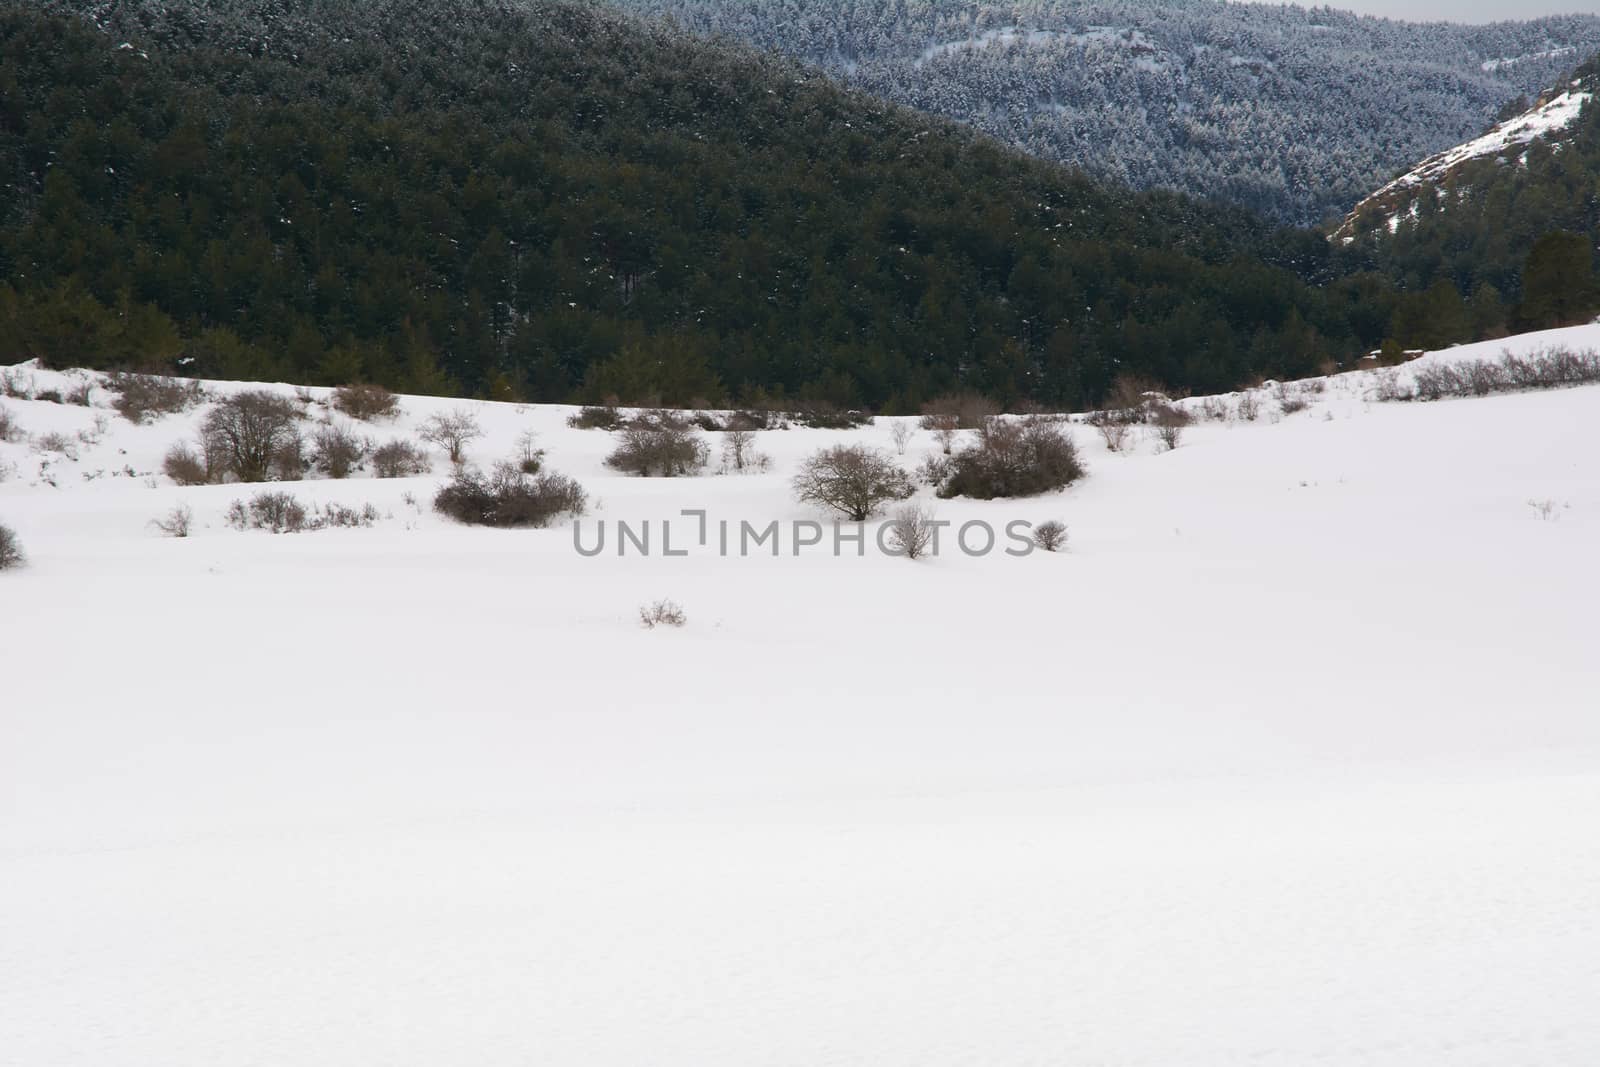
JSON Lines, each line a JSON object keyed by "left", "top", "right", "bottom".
{"left": 1235, "top": 391, "right": 1261, "bottom": 421}
{"left": 1032, "top": 520, "right": 1068, "bottom": 552}
{"left": 885, "top": 501, "right": 937, "bottom": 559}
{"left": 889, "top": 420, "right": 915, "bottom": 455}
{"left": 1151, "top": 405, "right": 1190, "bottom": 451}
{"left": 0, "top": 404, "right": 22, "bottom": 442}
{"left": 1527, "top": 498, "right": 1561, "bottom": 522}
{"left": 433, "top": 463, "right": 587, "bottom": 527}
{"left": 936, "top": 417, "right": 1084, "bottom": 500}
{"left": 0, "top": 523, "right": 22, "bottom": 569}
{"left": 332, "top": 383, "right": 401, "bottom": 421}
{"left": 420, "top": 409, "right": 483, "bottom": 466}
{"left": 151, "top": 504, "right": 194, "bottom": 538}
{"left": 719, "top": 427, "right": 769, "bottom": 473}
{"left": 793, "top": 444, "right": 913, "bottom": 520}
{"left": 372, "top": 439, "right": 432, "bottom": 478}
{"left": 514, "top": 429, "right": 544, "bottom": 474}
{"left": 1088, "top": 410, "right": 1131, "bottom": 452}
{"left": 162, "top": 442, "right": 209, "bottom": 486}
{"left": 312, "top": 423, "right": 370, "bottom": 479}
{"left": 567, "top": 403, "right": 624, "bottom": 430}
{"left": 638, "top": 599, "right": 687, "bottom": 629}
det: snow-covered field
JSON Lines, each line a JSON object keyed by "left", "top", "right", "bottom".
{"left": 3, "top": 327, "right": 1599, "bottom": 1066}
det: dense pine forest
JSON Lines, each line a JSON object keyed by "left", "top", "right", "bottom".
{"left": 1, "top": 0, "right": 1409, "bottom": 411}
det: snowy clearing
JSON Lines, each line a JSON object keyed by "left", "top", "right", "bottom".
{"left": 3, "top": 327, "right": 1599, "bottom": 1066}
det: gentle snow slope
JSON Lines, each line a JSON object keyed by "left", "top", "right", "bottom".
{"left": 2, "top": 340, "right": 1599, "bottom": 1066}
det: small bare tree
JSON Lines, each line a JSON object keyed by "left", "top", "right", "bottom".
{"left": 514, "top": 429, "right": 544, "bottom": 473}
{"left": 889, "top": 420, "right": 915, "bottom": 455}
{"left": 1152, "top": 405, "right": 1189, "bottom": 451}
{"left": 885, "top": 501, "right": 936, "bottom": 559}
{"left": 420, "top": 409, "right": 484, "bottom": 466}
{"left": 1032, "top": 520, "right": 1067, "bottom": 552}
{"left": 151, "top": 504, "right": 195, "bottom": 538}
{"left": 606, "top": 415, "right": 709, "bottom": 477}
{"left": 792, "top": 444, "right": 913, "bottom": 521}
{"left": 720, "top": 427, "right": 769, "bottom": 472}
{"left": 201, "top": 391, "right": 301, "bottom": 483}
{"left": 1088, "top": 411, "right": 1130, "bottom": 452}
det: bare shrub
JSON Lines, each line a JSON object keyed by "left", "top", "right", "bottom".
{"left": 0, "top": 404, "right": 22, "bottom": 443}
{"left": 420, "top": 409, "right": 483, "bottom": 466}
{"left": 567, "top": 404, "right": 623, "bottom": 430}
{"left": 0, "top": 369, "right": 33, "bottom": 399}
{"left": 1105, "top": 374, "right": 1163, "bottom": 418}
{"left": 65, "top": 379, "right": 95, "bottom": 407}
{"left": 889, "top": 420, "right": 915, "bottom": 455}
{"left": 316, "top": 502, "right": 381, "bottom": 529}
{"left": 792, "top": 444, "right": 913, "bottom": 521}
{"left": 33, "top": 432, "right": 79, "bottom": 459}
{"left": 312, "top": 424, "right": 370, "bottom": 479}
{"left": 917, "top": 453, "right": 954, "bottom": 488}
{"left": 1235, "top": 391, "right": 1261, "bottom": 421}
{"left": 1033, "top": 519, "right": 1068, "bottom": 552}
{"left": 921, "top": 391, "right": 1000, "bottom": 430}
{"left": 1275, "top": 384, "right": 1308, "bottom": 415}
{"left": 163, "top": 443, "right": 210, "bottom": 486}
{"left": 937, "top": 417, "right": 1085, "bottom": 499}
{"left": 719, "top": 427, "right": 769, "bottom": 473}
{"left": 1198, "top": 397, "right": 1230, "bottom": 423}
{"left": 332, "top": 383, "right": 401, "bottom": 421}
{"left": 108, "top": 372, "right": 205, "bottom": 424}
{"left": 201, "top": 391, "right": 302, "bottom": 482}
{"left": 1088, "top": 410, "right": 1131, "bottom": 452}
{"left": 923, "top": 411, "right": 960, "bottom": 454}
{"left": 790, "top": 403, "right": 873, "bottom": 429}
{"left": 151, "top": 504, "right": 194, "bottom": 538}
{"left": 1152, "top": 405, "right": 1190, "bottom": 451}
{"left": 0, "top": 523, "right": 23, "bottom": 569}
{"left": 639, "top": 599, "right": 687, "bottom": 629}
{"left": 1527, "top": 498, "right": 1561, "bottom": 521}
{"left": 433, "top": 464, "right": 587, "bottom": 527}
{"left": 271, "top": 427, "right": 306, "bottom": 481}
{"left": 243, "top": 491, "right": 308, "bottom": 533}
{"left": 885, "top": 501, "right": 937, "bottom": 560}
{"left": 605, "top": 414, "right": 709, "bottom": 477}
{"left": 514, "top": 429, "right": 544, "bottom": 474}
{"left": 372, "top": 439, "right": 432, "bottom": 478}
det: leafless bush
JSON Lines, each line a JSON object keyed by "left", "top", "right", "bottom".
{"left": 1198, "top": 397, "right": 1230, "bottom": 423}
{"left": 922, "top": 391, "right": 1000, "bottom": 430}
{"left": 790, "top": 402, "right": 873, "bottom": 429}
{"left": 1527, "top": 498, "right": 1561, "bottom": 521}
{"left": 201, "top": 391, "right": 302, "bottom": 482}
{"left": 514, "top": 429, "right": 544, "bottom": 474}
{"left": 107, "top": 372, "right": 206, "bottom": 424}
{"left": 1402, "top": 349, "right": 1600, "bottom": 403}
{"left": 889, "top": 420, "right": 915, "bottom": 455}
{"left": 33, "top": 432, "right": 78, "bottom": 459}
{"left": 1235, "top": 391, "right": 1261, "bottom": 421}
{"left": 1088, "top": 410, "right": 1131, "bottom": 452}
{"left": 719, "top": 428, "right": 769, "bottom": 473}
{"left": 372, "top": 438, "right": 432, "bottom": 478}
{"left": 1151, "top": 405, "right": 1190, "bottom": 451}
{"left": 1105, "top": 374, "right": 1164, "bottom": 419}
{"left": 64, "top": 379, "right": 95, "bottom": 407}
{"left": 605, "top": 414, "right": 709, "bottom": 477}
{"left": 1274, "top": 384, "right": 1308, "bottom": 415}
{"left": 35, "top": 388, "right": 62, "bottom": 403}
{"left": 567, "top": 404, "right": 623, "bottom": 430}
{"left": 0, "top": 523, "right": 22, "bottom": 569}
{"left": 1032, "top": 520, "right": 1068, "bottom": 552}
{"left": 639, "top": 599, "right": 687, "bottom": 629}
{"left": 163, "top": 443, "right": 210, "bottom": 486}
{"left": 271, "top": 427, "right": 306, "bottom": 481}
{"left": 917, "top": 453, "right": 953, "bottom": 487}
{"left": 885, "top": 501, "right": 937, "bottom": 559}
{"left": 937, "top": 417, "right": 1085, "bottom": 499}
{"left": 0, "top": 369, "right": 33, "bottom": 399}
{"left": 150, "top": 504, "right": 194, "bottom": 538}
{"left": 235, "top": 491, "right": 308, "bottom": 533}
{"left": 332, "top": 383, "right": 401, "bottom": 421}
{"left": 316, "top": 502, "right": 381, "bottom": 529}
{"left": 312, "top": 423, "right": 370, "bottom": 479}
{"left": 433, "top": 464, "right": 588, "bottom": 527}
{"left": 420, "top": 409, "right": 484, "bottom": 466}
{"left": 0, "top": 404, "right": 22, "bottom": 443}
{"left": 793, "top": 444, "right": 914, "bottom": 520}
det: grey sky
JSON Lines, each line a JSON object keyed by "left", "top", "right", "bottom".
{"left": 1329, "top": 0, "right": 1599, "bottom": 22}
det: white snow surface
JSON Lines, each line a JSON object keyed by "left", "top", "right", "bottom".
{"left": 3, "top": 327, "right": 1600, "bottom": 1065}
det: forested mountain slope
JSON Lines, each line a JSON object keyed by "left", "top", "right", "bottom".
{"left": 1332, "top": 56, "right": 1600, "bottom": 349}
{"left": 613, "top": 0, "right": 1600, "bottom": 226}
{"left": 1, "top": 0, "right": 1390, "bottom": 410}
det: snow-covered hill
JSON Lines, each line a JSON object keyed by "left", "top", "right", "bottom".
{"left": 1335, "top": 78, "right": 1595, "bottom": 241}
{"left": 4, "top": 331, "right": 1600, "bottom": 1066}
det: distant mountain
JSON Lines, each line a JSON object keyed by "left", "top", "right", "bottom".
{"left": 610, "top": 0, "right": 1600, "bottom": 226}
{"left": 0, "top": 0, "right": 1400, "bottom": 410}
{"left": 1331, "top": 54, "right": 1600, "bottom": 346}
